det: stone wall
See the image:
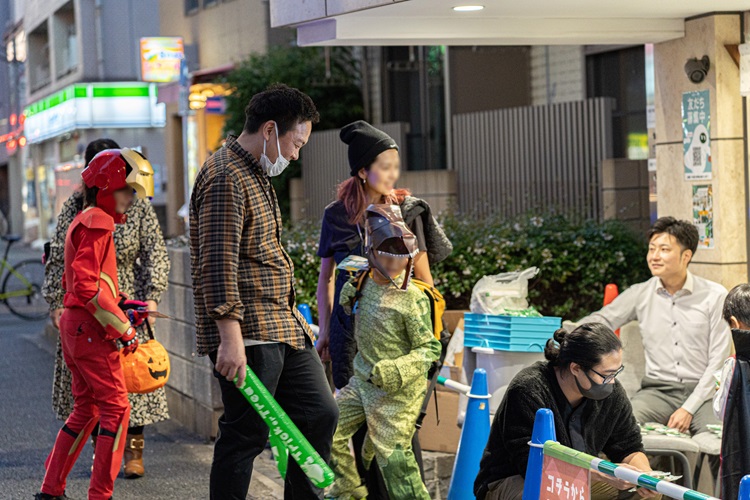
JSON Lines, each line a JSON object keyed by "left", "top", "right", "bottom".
{"left": 160, "top": 246, "right": 222, "bottom": 439}
{"left": 654, "top": 14, "right": 748, "bottom": 288}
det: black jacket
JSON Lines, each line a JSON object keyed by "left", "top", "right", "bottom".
{"left": 474, "top": 361, "right": 643, "bottom": 498}
{"left": 721, "top": 329, "right": 750, "bottom": 500}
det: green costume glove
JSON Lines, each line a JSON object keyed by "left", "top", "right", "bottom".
{"left": 370, "top": 359, "right": 403, "bottom": 393}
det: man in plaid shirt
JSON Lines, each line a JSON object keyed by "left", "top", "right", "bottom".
{"left": 190, "top": 84, "right": 338, "bottom": 499}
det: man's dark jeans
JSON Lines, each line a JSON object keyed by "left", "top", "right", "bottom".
{"left": 209, "top": 337, "right": 339, "bottom": 499}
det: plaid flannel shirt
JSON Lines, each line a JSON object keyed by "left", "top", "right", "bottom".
{"left": 189, "top": 135, "right": 311, "bottom": 355}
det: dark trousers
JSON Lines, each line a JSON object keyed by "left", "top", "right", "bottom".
{"left": 209, "top": 337, "right": 339, "bottom": 500}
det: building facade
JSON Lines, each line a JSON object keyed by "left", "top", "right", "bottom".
{"left": 8, "top": 0, "right": 165, "bottom": 243}
{"left": 157, "top": 0, "right": 293, "bottom": 236}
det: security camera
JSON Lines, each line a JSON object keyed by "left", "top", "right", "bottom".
{"left": 684, "top": 56, "right": 710, "bottom": 84}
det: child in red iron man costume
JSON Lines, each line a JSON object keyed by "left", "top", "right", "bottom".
{"left": 36, "top": 148, "right": 155, "bottom": 500}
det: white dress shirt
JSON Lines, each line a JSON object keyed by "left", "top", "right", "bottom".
{"left": 579, "top": 271, "right": 731, "bottom": 415}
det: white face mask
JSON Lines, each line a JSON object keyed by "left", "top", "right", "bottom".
{"left": 259, "top": 122, "right": 290, "bottom": 177}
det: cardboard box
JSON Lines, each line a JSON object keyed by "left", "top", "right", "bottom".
{"left": 443, "top": 310, "right": 469, "bottom": 335}
{"left": 419, "top": 390, "right": 461, "bottom": 453}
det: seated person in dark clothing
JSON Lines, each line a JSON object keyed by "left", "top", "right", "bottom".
{"left": 474, "top": 324, "right": 658, "bottom": 500}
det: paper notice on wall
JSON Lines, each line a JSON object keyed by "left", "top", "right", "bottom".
{"left": 740, "top": 44, "right": 750, "bottom": 96}
{"left": 692, "top": 184, "right": 714, "bottom": 249}
{"left": 682, "top": 90, "right": 711, "bottom": 181}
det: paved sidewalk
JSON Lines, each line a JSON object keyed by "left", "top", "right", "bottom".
{"left": 0, "top": 244, "right": 284, "bottom": 499}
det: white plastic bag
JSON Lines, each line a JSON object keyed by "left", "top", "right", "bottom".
{"left": 470, "top": 267, "right": 539, "bottom": 315}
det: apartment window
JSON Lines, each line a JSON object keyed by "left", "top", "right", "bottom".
{"left": 382, "top": 46, "right": 447, "bottom": 170}
{"left": 185, "top": 0, "right": 200, "bottom": 15}
{"left": 15, "top": 31, "right": 27, "bottom": 63}
{"left": 53, "top": 1, "right": 78, "bottom": 78}
{"left": 586, "top": 46, "right": 647, "bottom": 160}
{"left": 28, "top": 22, "right": 51, "bottom": 92}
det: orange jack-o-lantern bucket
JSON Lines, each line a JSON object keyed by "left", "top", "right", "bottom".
{"left": 120, "top": 323, "right": 170, "bottom": 394}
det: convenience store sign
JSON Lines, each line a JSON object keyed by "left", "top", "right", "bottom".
{"left": 24, "top": 82, "right": 166, "bottom": 144}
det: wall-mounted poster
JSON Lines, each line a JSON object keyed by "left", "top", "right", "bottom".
{"left": 682, "top": 90, "right": 711, "bottom": 181}
{"left": 692, "top": 184, "right": 714, "bottom": 249}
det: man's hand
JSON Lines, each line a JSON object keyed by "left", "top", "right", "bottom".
{"left": 215, "top": 319, "right": 247, "bottom": 388}
{"left": 667, "top": 408, "right": 693, "bottom": 433}
{"left": 617, "top": 463, "right": 660, "bottom": 498}
{"left": 591, "top": 470, "right": 633, "bottom": 491}
{"left": 51, "top": 308, "right": 64, "bottom": 329}
{"left": 146, "top": 300, "right": 158, "bottom": 326}
{"left": 316, "top": 328, "right": 330, "bottom": 362}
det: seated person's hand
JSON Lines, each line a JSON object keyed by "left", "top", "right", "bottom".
{"left": 616, "top": 463, "right": 660, "bottom": 498}
{"left": 591, "top": 469, "right": 633, "bottom": 491}
{"left": 667, "top": 408, "right": 693, "bottom": 434}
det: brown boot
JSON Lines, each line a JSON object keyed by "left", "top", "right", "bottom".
{"left": 123, "top": 434, "right": 145, "bottom": 479}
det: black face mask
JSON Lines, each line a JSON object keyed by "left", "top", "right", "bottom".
{"left": 574, "top": 371, "right": 614, "bottom": 401}
{"left": 732, "top": 329, "right": 750, "bottom": 361}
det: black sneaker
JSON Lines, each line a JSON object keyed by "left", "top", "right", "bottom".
{"left": 34, "top": 493, "right": 69, "bottom": 500}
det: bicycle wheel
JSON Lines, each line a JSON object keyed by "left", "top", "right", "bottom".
{"left": 2, "top": 259, "right": 48, "bottom": 320}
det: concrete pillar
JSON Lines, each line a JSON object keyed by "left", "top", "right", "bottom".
{"left": 654, "top": 13, "right": 748, "bottom": 289}
{"left": 164, "top": 103, "right": 186, "bottom": 237}
{"left": 7, "top": 153, "right": 25, "bottom": 235}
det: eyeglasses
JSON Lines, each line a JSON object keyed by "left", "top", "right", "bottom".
{"left": 589, "top": 365, "right": 625, "bottom": 384}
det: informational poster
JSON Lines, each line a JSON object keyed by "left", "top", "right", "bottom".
{"left": 541, "top": 455, "right": 590, "bottom": 500}
{"left": 692, "top": 184, "right": 714, "bottom": 249}
{"left": 682, "top": 90, "right": 711, "bottom": 181}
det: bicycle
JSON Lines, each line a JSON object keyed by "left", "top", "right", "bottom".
{"left": 0, "top": 234, "right": 48, "bottom": 320}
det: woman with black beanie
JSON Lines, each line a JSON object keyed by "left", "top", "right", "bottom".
{"left": 315, "top": 120, "right": 452, "bottom": 498}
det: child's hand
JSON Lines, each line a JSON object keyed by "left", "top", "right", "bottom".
{"left": 370, "top": 360, "right": 403, "bottom": 393}
{"left": 119, "top": 297, "right": 149, "bottom": 327}
{"left": 120, "top": 327, "right": 139, "bottom": 355}
{"left": 126, "top": 309, "right": 148, "bottom": 327}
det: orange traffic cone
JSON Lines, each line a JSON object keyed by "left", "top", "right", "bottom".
{"left": 604, "top": 284, "right": 620, "bottom": 337}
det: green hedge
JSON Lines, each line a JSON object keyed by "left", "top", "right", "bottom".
{"left": 282, "top": 213, "right": 651, "bottom": 321}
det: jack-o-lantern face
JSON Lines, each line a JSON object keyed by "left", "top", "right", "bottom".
{"left": 148, "top": 355, "right": 169, "bottom": 380}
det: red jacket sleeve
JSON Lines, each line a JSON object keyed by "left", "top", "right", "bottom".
{"left": 69, "top": 225, "right": 131, "bottom": 339}
{"left": 69, "top": 226, "right": 110, "bottom": 303}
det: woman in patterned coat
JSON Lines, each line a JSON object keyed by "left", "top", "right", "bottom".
{"left": 43, "top": 138, "right": 170, "bottom": 479}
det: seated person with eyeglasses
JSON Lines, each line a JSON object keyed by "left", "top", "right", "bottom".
{"left": 578, "top": 217, "right": 730, "bottom": 436}
{"left": 474, "top": 324, "right": 657, "bottom": 500}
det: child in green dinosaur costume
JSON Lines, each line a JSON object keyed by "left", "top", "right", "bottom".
{"left": 328, "top": 204, "right": 442, "bottom": 500}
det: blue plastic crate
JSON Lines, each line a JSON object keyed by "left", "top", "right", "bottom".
{"left": 463, "top": 313, "right": 561, "bottom": 352}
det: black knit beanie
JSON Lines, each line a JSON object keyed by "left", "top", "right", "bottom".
{"left": 339, "top": 120, "right": 399, "bottom": 177}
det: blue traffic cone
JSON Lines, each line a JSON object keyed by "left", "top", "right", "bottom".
{"left": 448, "top": 368, "right": 492, "bottom": 500}
{"left": 522, "top": 408, "right": 557, "bottom": 500}
{"left": 297, "top": 304, "right": 313, "bottom": 324}
{"left": 739, "top": 475, "right": 750, "bottom": 500}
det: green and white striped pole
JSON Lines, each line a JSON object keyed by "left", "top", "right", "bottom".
{"left": 542, "top": 441, "right": 718, "bottom": 500}
{"left": 437, "top": 375, "right": 471, "bottom": 394}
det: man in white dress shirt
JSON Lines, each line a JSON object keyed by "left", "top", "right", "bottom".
{"left": 579, "top": 217, "right": 730, "bottom": 435}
